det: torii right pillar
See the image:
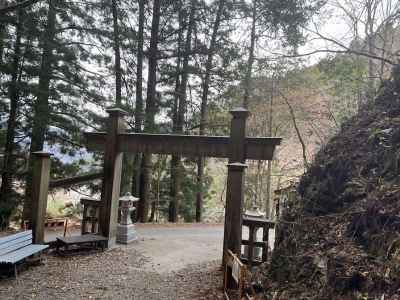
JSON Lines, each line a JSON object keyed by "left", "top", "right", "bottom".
{"left": 223, "top": 108, "right": 249, "bottom": 266}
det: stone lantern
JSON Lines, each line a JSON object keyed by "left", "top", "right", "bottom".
{"left": 116, "top": 193, "right": 139, "bottom": 244}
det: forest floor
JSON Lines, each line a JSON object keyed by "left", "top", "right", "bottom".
{"left": 0, "top": 224, "right": 228, "bottom": 299}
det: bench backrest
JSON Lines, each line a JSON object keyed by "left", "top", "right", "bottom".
{"left": 0, "top": 230, "right": 33, "bottom": 256}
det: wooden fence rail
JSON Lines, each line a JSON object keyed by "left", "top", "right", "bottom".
{"left": 49, "top": 172, "right": 103, "bottom": 189}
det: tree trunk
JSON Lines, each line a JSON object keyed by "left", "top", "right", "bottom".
{"left": 112, "top": 0, "right": 122, "bottom": 107}
{"left": 23, "top": 0, "right": 57, "bottom": 221}
{"left": 112, "top": 0, "right": 133, "bottom": 194}
{"left": 265, "top": 79, "right": 274, "bottom": 218}
{"left": 132, "top": 0, "right": 145, "bottom": 198}
{"left": 169, "top": 155, "right": 180, "bottom": 222}
{"left": 265, "top": 163, "right": 273, "bottom": 219}
{"left": 169, "top": 1, "right": 184, "bottom": 223}
{"left": 169, "top": 0, "right": 196, "bottom": 223}
{"left": 0, "top": 6, "right": 23, "bottom": 229}
{"left": 196, "top": 0, "right": 225, "bottom": 222}
{"left": 366, "top": 0, "right": 376, "bottom": 101}
{"left": 243, "top": 0, "right": 257, "bottom": 109}
{"left": 0, "top": 24, "right": 5, "bottom": 65}
{"left": 138, "top": 0, "right": 161, "bottom": 223}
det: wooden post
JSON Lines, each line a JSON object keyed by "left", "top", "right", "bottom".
{"left": 223, "top": 163, "right": 247, "bottom": 254}
{"left": 247, "top": 224, "right": 256, "bottom": 267}
{"left": 262, "top": 223, "right": 270, "bottom": 262}
{"left": 99, "top": 108, "right": 127, "bottom": 247}
{"left": 31, "top": 151, "right": 51, "bottom": 244}
{"left": 228, "top": 107, "right": 249, "bottom": 163}
{"left": 223, "top": 108, "right": 249, "bottom": 277}
{"left": 223, "top": 162, "right": 247, "bottom": 289}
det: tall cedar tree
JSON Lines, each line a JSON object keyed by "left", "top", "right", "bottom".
{"left": 132, "top": 0, "right": 145, "bottom": 199}
{"left": 169, "top": 0, "right": 196, "bottom": 222}
{"left": 23, "top": 0, "right": 106, "bottom": 220}
{"left": 0, "top": 5, "right": 24, "bottom": 228}
{"left": 112, "top": 0, "right": 122, "bottom": 107}
{"left": 168, "top": 0, "right": 183, "bottom": 221}
{"left": 23, "top": 0, "right": 58, "bottom": 220}
{"left": 196, "top": 0, "right": 225, "bottom": 222}
{"left": 138, "top": 0, "right": 161, "bottom": 222}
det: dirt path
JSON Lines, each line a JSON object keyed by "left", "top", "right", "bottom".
{"left": 45, "top": 223, "right": 225, "bottom": 274}
{"left": 0, "top": 223, "right": 275, "bottom": 299}
{"left": 134, "top": 223, "right": 224, "bottom": 273}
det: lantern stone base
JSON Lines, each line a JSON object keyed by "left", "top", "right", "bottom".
{"left": 116, "top": 224, "right": 138, "bottom": 244}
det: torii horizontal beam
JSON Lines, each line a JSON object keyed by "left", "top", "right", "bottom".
{"left": 84, "top": 132, "right": 281, "bottom": 160}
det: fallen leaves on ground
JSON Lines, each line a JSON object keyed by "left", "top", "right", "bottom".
{"left": 0, "top": 247, "right": 225, "bottom": 299}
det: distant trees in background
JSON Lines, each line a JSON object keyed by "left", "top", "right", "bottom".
{"left": 0, "top": 0, "right": 398, "bottom": 227}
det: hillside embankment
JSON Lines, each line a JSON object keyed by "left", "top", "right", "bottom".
{"left": 265, "top": 67, "right": 400, "bottom": 299}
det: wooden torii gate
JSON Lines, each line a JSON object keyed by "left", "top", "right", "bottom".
{"left": 84, "top": 107, "right": 281, "bottom": 260}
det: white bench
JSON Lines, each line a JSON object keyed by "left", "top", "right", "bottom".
{"left": 0, "top": 230, "right": 48, "bottom": 277}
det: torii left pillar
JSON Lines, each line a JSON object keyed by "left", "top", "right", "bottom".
{"left": 99, "top": 108, "right": 127, "bottom": 247}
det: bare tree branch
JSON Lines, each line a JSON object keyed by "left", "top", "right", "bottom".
{"left": 277, "top": 89, "right": 309, "bottom": 171}
{"left": 271, "top": 48, "right": 397, "bottom": 65}
{"left": 308, "top": 26, "right": 398, "bottom": 65}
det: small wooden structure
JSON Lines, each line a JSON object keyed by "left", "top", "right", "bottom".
{"left": 80, "top": 197, "right": 102, "bottom": 235}
{"left": 56, "top": 234, "right": 108, "bottom": 255}
{"left": 241, "top": 216, "right": 275, "bottom": 267}
{"left": 0, "top": 230, "right": 48, "bottom": 277}
{"left": 56, "top": 197, "right": 107, "bottom": 255}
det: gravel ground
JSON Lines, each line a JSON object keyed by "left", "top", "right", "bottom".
{"left": 0, "top": 224, "right": 226, "bottom": 299}
{"left": 0, "top": 247, "right": 224, "bottom": 299}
